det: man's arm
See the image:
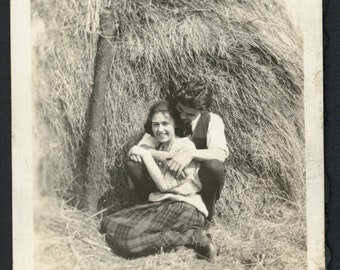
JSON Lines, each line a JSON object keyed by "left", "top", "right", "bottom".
{"left": 205, "top": 113, "right": 229, "bottom": 160}
{"left": 139, "top": 145, "right": 169, "bottom": 162}
{"left": 167, "top": 113, "right": 229, "bottom": 177}
{"left": 129, "top": 133, "right": 166, "bottom": 163}
{"left": 191, "top": 148, "right": 227, "bottom": 162}
{"left": 166, "top": 148, "right": 226, "bottom": 178}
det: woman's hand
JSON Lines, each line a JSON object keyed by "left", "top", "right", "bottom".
{"left": 128, "top": 146, "right": 149, "bottom": 161}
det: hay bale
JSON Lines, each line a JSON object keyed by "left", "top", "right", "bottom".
{"left": 33, "top": 0, "right": 304, "bottom": 218}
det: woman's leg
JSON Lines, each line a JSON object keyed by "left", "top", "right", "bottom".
{"left": 101, "top": 201, "right": 206, "bottom": 258}
{"left": 124, "top": 160, "right": 158, "bottom": 201}
{"left": 198, "top": 160, "right": 225, "bottom": 221}
{"left": 106, "top": 225, "right": 197, "bottom": 257}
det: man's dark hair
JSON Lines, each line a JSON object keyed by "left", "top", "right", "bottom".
{"left": 144, "top": 101, "right": 187, "bottom": 137}
{"left": 175, "top": 80, "right": 213, "bottom": 111}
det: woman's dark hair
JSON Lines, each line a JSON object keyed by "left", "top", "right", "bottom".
{"left": 144, "top": 101, "right": 188, "bottom": 137}
{"left": 175, "top": 80, "right": 213, "bottom": 111}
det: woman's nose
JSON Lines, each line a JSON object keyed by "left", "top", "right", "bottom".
{"left": 158, "top": 124, "right": 165, "bottom": 132}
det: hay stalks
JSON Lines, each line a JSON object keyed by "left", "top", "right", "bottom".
{"left": 32, "top": 0, "right": 305, "bottom": 259}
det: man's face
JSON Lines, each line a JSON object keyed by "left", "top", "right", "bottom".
{"left": 176, "top": 102, "right": 200, "bottom": 123}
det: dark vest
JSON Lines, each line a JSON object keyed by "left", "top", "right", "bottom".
{"left": 191, "top": 111, "right": 211, "bottom": 149}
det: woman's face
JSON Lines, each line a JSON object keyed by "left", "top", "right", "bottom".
{"left": 151, "top": 111, "right": 176, "bottom": 144}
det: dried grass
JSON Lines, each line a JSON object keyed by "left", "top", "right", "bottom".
{"left": 34, "top": 196, "right": 306, "bottom": 269}
{"left": 32, "top": 0, "right": 306, "bottom": 268}
{"left": 33, "top": 0, "right": 304, "bottom": 209}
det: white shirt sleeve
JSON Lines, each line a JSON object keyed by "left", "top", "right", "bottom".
{"left": 137, "top": 133, "right": 159, "bottom": 149}
{"left": 206, "top": 113, "right": 229, "bottom": 158}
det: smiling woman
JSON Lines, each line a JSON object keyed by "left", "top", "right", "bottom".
{"left": 101, "top": 101, "right": 215, "bottom": 260}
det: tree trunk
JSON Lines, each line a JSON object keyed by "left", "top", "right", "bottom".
{"left": 80, "top": 8, "right": 118, "bottom": 213}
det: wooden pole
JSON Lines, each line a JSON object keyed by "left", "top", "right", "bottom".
{"left": 80, "top": 7, "right": 118, "bottom": 213}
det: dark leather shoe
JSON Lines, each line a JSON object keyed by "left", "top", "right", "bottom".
{"left": 204, "top": 218, "right": 216, "bottom": 230}
{"left": 192, "top": 228, "right": 216, "bottom": 261}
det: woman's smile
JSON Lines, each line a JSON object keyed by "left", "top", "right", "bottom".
{"left": 156, "top": 132, "right": 168, "bottom": 139}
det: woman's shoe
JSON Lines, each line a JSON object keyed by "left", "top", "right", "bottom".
{"left": 192, "top": 228, "right": 216, "bottom": 261}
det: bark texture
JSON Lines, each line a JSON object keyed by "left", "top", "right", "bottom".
{"left": 80, "top": 8, "right": 118, "bottom": 213}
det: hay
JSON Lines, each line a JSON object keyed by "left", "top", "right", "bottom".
{"left": 32, "top": 0, "right": 305, "bottom": 262}
{"left": 100, "top": 0, "right": 304, "bottom": 204}
{"left": 34, "top": 196, "right": 306, "bottom": 269}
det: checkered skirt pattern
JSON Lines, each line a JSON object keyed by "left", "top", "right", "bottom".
{"left": 101, "top": 200, "right": 206, "bottom": 258}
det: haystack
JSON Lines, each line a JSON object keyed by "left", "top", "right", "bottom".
{"left": 33, "top": 0, "right": 304, "bottom": 220}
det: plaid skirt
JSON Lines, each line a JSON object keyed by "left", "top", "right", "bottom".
{"left": 101, "top": 200, "right": 206, "bottom": 258}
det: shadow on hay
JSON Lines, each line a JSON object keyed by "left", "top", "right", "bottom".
{"left": 96, "top": 132, "right": 146, "bottom": 215}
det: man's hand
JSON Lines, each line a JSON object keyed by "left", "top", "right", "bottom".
{"left": 166, "top": 150, "right": 194, "bottom": 179}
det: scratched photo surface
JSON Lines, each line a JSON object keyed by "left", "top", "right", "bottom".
{"left": 13, "top": 0, "right": 322, "bottom": 269}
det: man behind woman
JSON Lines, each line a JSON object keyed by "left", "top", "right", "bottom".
{"left": 101, "top": 82, "right": 229, "bottom": 261}
{"left": 127, "top": 81, "right": 228, "bottom": 221}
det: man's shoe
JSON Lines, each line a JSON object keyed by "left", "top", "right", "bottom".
{"left": 204, "top": 217, "right": 216, "bottom": 230}
{"left": 192, "top": 228, "right": 216, "bottom": 261}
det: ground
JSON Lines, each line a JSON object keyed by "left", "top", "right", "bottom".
{"left": 34, "top": 196, "right": 306, "bottom": 270}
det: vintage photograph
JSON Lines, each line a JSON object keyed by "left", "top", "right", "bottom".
{"left": 12, "top": 0, "right": 323, "bottom": 269}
